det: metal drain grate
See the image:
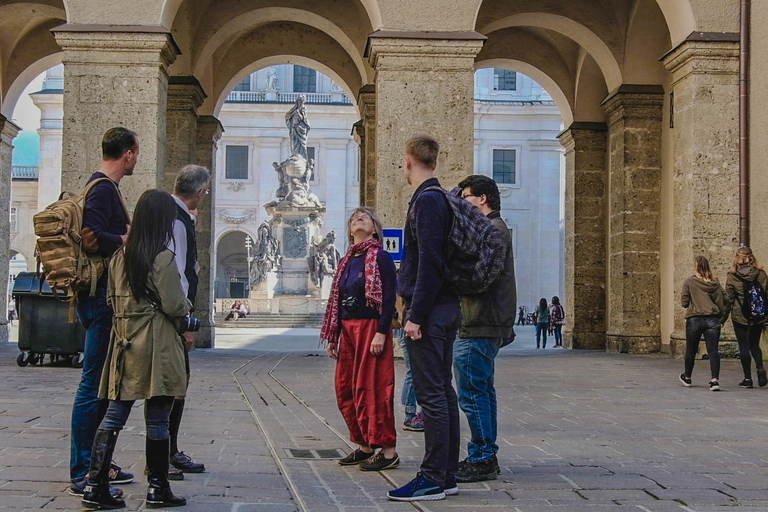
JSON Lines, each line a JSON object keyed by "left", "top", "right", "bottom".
{"left": 283, "top": 448, "right": 346, "bottom": 459}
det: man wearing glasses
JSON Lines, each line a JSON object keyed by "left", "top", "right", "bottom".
{"left": 454, "top": 174, "right": 516, "bottom": 482}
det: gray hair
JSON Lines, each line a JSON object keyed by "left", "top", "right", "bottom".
{"left": 174, "top": 165, "right": 211, "bottom": 198}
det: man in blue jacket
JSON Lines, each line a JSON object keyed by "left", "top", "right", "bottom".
{"left": 389, "top": 135, "right": 461, "bottom": 502}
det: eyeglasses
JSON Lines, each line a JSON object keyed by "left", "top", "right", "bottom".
{"left": 351, "top": 215, "right": 371, "bottom": 222}
{"left": 461, "top": 194, "right": 478, "bottom": 200}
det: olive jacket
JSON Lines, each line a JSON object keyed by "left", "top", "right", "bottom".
{"left": 98, "top": 249, "right": 192, "bottom": 401}
{"left": 680, "top": 276, "right": 724, "bottom": 319}
{"left": 723, "top": 266, "right": 768, "bottom": 326}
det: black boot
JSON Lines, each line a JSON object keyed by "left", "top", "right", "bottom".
{"left": 146, "top": 438, "right": 186, "bottom": 508}
{"left": 82, "top": 430, "right": 126, "bottom": 510}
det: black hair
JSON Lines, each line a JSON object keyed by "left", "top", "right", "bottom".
{"left": 124, "top": 190, "right": 177, "bottom": 302}
{"left": 539, "top": 298, "right": 548, "bottom": 310}
{"left": 458, "top": 174, "right": 501, "bottom": 211}
{"left": 552, "top": 296, "right": 560, "bottom": 305}
{"left": 102, "top": 127, "right": 138, "bottom": 160}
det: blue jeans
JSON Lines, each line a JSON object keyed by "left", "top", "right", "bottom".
{"left": 553, "top": 324, "right": 563, "bottom": 346}
{"left": 397, "top": 329, "right": 418, "bottom": 416}
{"left": 535, "top": 323, "right": 548, "bottom": 348}
{"left": 406, "top": 302, "right": 461, "bottom": 487}
{"left": 70, "top": 289, "right": 113, "bottom": 482}
{"left": 99, "top": 396, "right": 174, "bottom": 440}
{"left": 453, "top": 338, "right": 501, "bottom": 462}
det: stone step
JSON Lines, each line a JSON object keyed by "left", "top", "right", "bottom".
{"left": 215, "top": 314, "right": 323, "bottom": 329}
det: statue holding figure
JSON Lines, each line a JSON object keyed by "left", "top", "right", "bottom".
{"left": 250, "top": 223, "right": 282, "bottom": 286}
{"left": 309, "top": 231, "right": 341, "bottom": 288}
{"left": 265, "top": 68, "right": 278, "bottom": 91}
{"left": 285, "top": 95, "right": 310, "bottom": 159}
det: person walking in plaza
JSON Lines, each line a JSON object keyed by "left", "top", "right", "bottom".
{"left": 165, "top": 165, "right": 210, "bottom": 478}
{"left": 722, "top": 247, "right": 768, "bottom": 389}
{"left": 678, "top": 256, "right": 724, "bottom": 391}
{"left": 389, "top": 135, "right": 461, "bottom": 502}
{"left": 453, "top": 174, "right": 516, "bottom": 483}
{"left": 80, "top": 190, "right": 191, "bottom": 510}
{"left": 534, "top": 298, "right": 550, "bottom": 349}
{"left": 550, "top": 297, "right": 565, "bottom": 347}
{"left": 69, "top": 128, "right": 135, "bottom": 497}
{"left": 517, "top": 307, "right": 525, "bottom": 326}
{"left": 322, "top": 207, "right": 399, "bottom": 472}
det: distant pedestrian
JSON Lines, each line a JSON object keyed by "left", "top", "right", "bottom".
{"left": 453, "top": 174, "right": 516, "bottom": 483}
{"left": 322, "top": 207, "right": 399, "bottom": 472}
{"left": 517, "top": 307, "right": 525, "bottom": 326}
{"left": 550, "top": 297, "right": 565, "bottom": 347}
{"left": 678, "top": 256, "right": 724, "bottom": 391}
{"left": 534, "top": 298, "right": 550, "bottom": 349}
{"left": 722, "top": 247, "right": 768, "bottom": 389}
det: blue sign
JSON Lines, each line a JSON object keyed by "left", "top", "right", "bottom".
{"left": 382, "top": 228, "right": 404, "bottom": 262}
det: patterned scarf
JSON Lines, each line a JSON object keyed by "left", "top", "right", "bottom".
{"left": 320, "top": 238, "right": 383, "bottom": 344}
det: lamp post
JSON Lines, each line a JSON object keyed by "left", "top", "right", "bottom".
{"left": 245, "top": 235, "right": 253, "bottom": 288}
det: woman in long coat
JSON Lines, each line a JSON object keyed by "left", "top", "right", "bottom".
{"left": 82, "top": 190, "right": 191, "bottom": 510}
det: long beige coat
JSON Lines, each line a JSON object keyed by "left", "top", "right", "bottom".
{"left": 98, "top": 249, "right": 191, "bottom": 401}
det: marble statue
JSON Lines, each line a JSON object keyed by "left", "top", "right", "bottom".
{"left": 285, "top": 95, "right": 310, "bottom": 159}
{"left": 265, "top": 68, "right": 278, "bottom": 91}
{"left": 309, "top": 231, "right": 341, "bottom": 287}
{"left": 250, "top": 222, "right": 282, "bottom": 286}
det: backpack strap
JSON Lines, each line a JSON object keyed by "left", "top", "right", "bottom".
{"left": 81, "top": 177, "right": 131, "bottom": 223}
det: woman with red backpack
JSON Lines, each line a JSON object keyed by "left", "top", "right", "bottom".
{"left": 723, "top": 247, "right": 768, "bottom": 389}
{"left": 550, "top": 296, "right": 565, "bottom": 347}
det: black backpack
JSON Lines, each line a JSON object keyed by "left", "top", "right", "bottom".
{"left": 735, "top": 274, "right": 768, "bottom": 323}
{"left": 409, "top": 186, "right": 506, "bottom": 295}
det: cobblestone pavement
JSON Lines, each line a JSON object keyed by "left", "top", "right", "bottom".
{"left": 3, "top": 326, "right": 768, "bottom": 511}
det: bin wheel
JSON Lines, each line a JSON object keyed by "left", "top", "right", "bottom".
{"left": 16, "top": 353, "right": 29, "bottom": 367}
{"left": 30, "top": 353, "right": 42, "bottom": 365}
{"left": 72, "top": 353, "right": 84, "bottom": 368}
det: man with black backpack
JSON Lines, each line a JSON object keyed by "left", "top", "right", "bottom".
{"left": 452, "top": 174, "right": 516, "bottom": 483}
{"left": 69, "top": 127, "right": 136, "bottom": 497}
{"left": 390, "top": 135, "right": 461, "bottom": 502}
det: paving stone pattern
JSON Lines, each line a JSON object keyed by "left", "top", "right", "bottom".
{"left": 3, "top": 333, "right": 768, "bottom": 511}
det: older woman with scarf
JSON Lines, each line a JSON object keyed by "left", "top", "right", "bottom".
{"left": 322, "top": 207, "right": 398, "bottom": 471}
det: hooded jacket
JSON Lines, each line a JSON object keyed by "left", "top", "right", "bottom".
{"left": 680, "top": 276, "right": 724, "bottom": 319}
{"left": 723, "top": 266, "right": 768, "bottom": 326}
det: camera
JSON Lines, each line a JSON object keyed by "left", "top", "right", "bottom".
{"left": 177, "top": 315, "right": 201, "bottom": 334}
{"left": 341, "top": 295, "right": 360, "bottom": 312}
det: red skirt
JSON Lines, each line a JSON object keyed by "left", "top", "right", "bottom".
{"left": 335, "top": 319, "right": 396, "bottom": 447}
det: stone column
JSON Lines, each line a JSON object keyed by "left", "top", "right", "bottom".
{"left": 602, "top": 86, "right": 664, "bottom": 353}
{"left": 0, "top": 115, "right": 21, "bottom": 343}
{"left": 662, "top": 39, "right": 739, "bottom": 355}
{"left": 557, "top": 123, "right": 607, "bottom": 350}
{"left": 356, "top": 85, "right": 376, "bottom": 209}
{"left": 367, "top": 33, "right": 484, "bottom": 227}
{"left": 53, "top": 26, "right": 179, "bottom": 205}
{"left": 164, "top": 76, "right": 206, "bottom": 191}
{"left": 194, "top": 116, "right": 223, "bottom": 349}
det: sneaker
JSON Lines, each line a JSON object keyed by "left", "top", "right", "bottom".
{"left": 444, "top": 475, "right": 458, "bottom": 496}
{"left": 455, "top": 459, "right": 498, "bottom": 483}
{"left": 387, "top": 473, "right": 445, "bottom": 501}
{"left": 108, "top": 462, "right": 133, "bottom": 484}
{"left": 679, "top": 374, "right": 692, "bottom": 387}
{"left": 739, "top": 378, "right": 754, "bottom": 388}
{"left": 758, "top": 368, "right": 767, "bottom": 387}
{"left": 403, "top": 412, "right": 425, "bottom": 432}
{"left": 709, "top": 380, "right": 720, "bottom": 391}
{"left": 171, "top": 451, "right": 206, "bottom": 473}
{"left": 491, "top": 454, "right": 501, "bottom": 475}
{"left": 145, "top": 463, "right": 184, "bottom": 480}
{"left": 338, "top": 448, "right": 374, "bottom": 466}
{"left": 359, "top": 452, "right": 400, "bottom": 471}
{"left": 69, "top": 478, "right": 123, "bottom": 498}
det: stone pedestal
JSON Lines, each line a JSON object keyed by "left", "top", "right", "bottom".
{"left": 663, "top": 39, "right": 740, "bottom": 353}
{"left": 558, "top": 123, "right": 607, "bottom": 350}
{"left": 367, "top": 33, "right": 484, "bottom": 227}
{"left": 602, "top": 86, "right": 664, "bottom": 354}
{"left": 193, "top": 116, "right": 223, "bottom": 348}
{"left": 53, "top": 26, "right": 178, "bottom": 205}
{"left": 0, "top": 115, "right": 21, "bottom": 343}
{"left": 266, "top": 204, "right": 326, "bottom": 297}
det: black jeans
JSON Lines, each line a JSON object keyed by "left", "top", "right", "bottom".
{"left": 733, "top": 321, "right": 765, "bottom": 379}
{"left": 684, "top": 315, "right": 721, "bottom": 379}
{"left": 406, "top": 302, "right": 461, "bottom": 487}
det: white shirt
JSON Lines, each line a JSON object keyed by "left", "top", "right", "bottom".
{"left": 168, "top": 195, "right": 195, "bottom": 299}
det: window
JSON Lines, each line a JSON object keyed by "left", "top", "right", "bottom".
{"left": 493, "top": 149, "right": 516, "bottom": 184}
{"left": 233, "top": 76, "right": 251, "bottom": 92}
{"left": 225, "top": 146, "right": 249, "bottom": 180}
{"left": 293, "top": 66, "right": 317, "bottom": 93}
{"left": 494, "top": 69, "right": 517, "bottom": 91}
{"left": 307, "top": 147, "right": 317, "bottom": 181}
{"left": 10, "top": 207, "right": 17, "bottom": 233}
